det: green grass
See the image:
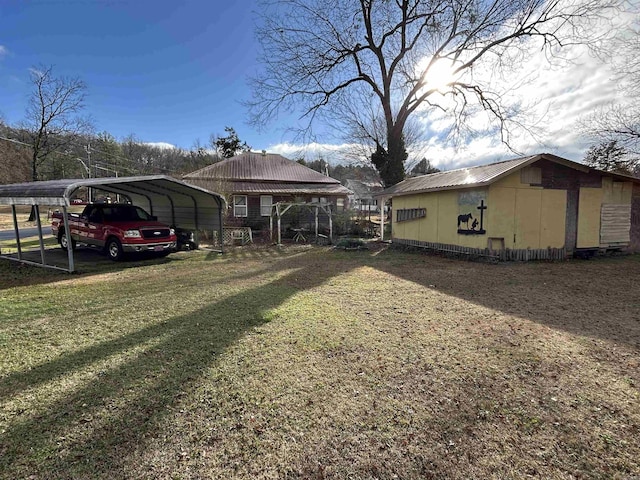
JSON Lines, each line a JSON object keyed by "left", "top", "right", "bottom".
{"left": 0, "top": 236, "right": 57, "bottom": 253}
{"left": 0, "top": 246, "right": 639, "bottom": 479}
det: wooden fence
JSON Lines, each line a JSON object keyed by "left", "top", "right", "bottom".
{"left": 212, "top": 227, "right": 253, "bottom": 246}
{"left": 392, "top": 238, "right": 567, "bottom": 261}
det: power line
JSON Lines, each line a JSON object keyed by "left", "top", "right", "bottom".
{"left": 0, "top": 135, "right": 33, "bottom": 148}
{"left": 0, "top": 134, "right": 186, "bottom": 175}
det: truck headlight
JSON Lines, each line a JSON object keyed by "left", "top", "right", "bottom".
{"left": 170, "top": 228, "right": 175, "bottom": 236}
{"left": 124, "top": 229, "right": 142, "bottom": 238}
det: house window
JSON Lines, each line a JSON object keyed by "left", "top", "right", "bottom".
{"left": 311, "top": 197, "right": 319, "bottom": 204}
{"left": 396, "top": 208, "right": 426, "bottom": 222}
{"left": 336, "top": 198, "right": 344, "bottom": 211}
{"left": 233, "top": 195, "right": 247, "bottom": 217}
{"left": 260, "top": 195, "right": 273, "bottom": 216}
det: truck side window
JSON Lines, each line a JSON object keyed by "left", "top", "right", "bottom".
{"left": 88, "top": 208, "right": 102, "bottom": 223}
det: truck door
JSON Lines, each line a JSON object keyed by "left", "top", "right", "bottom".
{"left": 84, "top": 206, "right": 104, "bottom": 247}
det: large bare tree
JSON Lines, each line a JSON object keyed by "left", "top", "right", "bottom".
{"left": 248, "top": 0, "right": 618, "bottom": 186}
{"left": 23, "top": 65, "right": 91, "bottom": 182}
{"left": 583, "top": 17, "right": 640, "bottom": 158}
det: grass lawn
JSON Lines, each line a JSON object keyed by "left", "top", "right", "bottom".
{"left": 0, "top": 205, "right": 84, "bottom": 231}
{"left": 0, "top": 245, "right": 639, "bottom": 479}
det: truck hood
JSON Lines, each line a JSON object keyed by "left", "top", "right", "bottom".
{"left": 104, "top": 220, "right": 172, "bottom": 230}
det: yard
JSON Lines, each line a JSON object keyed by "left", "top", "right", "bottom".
{"left": 0, "top": 245, "right": 639, "bottom": 479}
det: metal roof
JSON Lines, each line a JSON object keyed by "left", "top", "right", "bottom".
{"left": 0, "top": 175, "right": 228, "bottom": 272}
{"left": 344, "top": 179, "right": 383, "bottom": 198}
{"left": 377, "top": 153, "right": 601, "bottom": 197}
{"left": 185, "top": 179, "right": 351, "bottom": 196}
{"left": 0, "top": 175, "right": 225, "bottom": 206}
{"left": 0, "top": 175, "right": 227, "bottom": 234}
{"left": 183, "top": 152, "right": 341, "bottom": 184}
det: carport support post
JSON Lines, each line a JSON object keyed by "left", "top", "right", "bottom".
{"left": 11, "top": 205, "right": 22, "bottom": 260}
{"left": 62, "top": 206, "right": 75, "bottom": 273}
{"left": 329, "top": 206, "right": 333, "bottom": 242}
{"left": 34, "top": 204, "right": 46, "bottom": 265}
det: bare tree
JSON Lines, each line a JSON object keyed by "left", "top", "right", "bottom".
{"left": 582, "top": 16, "right": 639, "bottom": 156}
{"left": 23, "top": 65, "right": 91, "bottom": 182}
{"left": 583, "top": 139, "right": 638, "bottom": 175}
{"left": 248, "top": 0, "right": 618, "bottom": 186}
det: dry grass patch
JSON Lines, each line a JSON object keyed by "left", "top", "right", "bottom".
{"left": 0, "top": 247, "right": 638, "bottom": 479}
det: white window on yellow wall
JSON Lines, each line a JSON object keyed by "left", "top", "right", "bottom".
{"left": 233, "top": 195, "right": 248, "bottom": 217}
{"left": 260, "top": 195, "right": 273, "bottom": 216}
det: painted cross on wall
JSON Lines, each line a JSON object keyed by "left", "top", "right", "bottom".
{"left": 457, "top": 191, "right": 487, "bottom": 235}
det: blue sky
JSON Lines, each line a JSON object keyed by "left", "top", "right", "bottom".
{"left": 0, "top": 0, "right": 284, "bottom": 151}
{"left": 0, "top": 0, "right": 635, "bottom": 169}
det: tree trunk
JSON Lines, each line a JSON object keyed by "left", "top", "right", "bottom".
{"left": 371, "top": 132, "right": 407, "bottom": 187}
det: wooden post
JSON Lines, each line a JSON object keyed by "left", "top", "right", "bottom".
{"left": 218, "top": 198, "right": 224, "bottom": 253}
{"left": 269, "top": 210, "right": 273, "bottom": 242}
{"left": 314, "top": 206, "right": 319, "bottom": 241}
{"left": 328, "top": 205, "right": 333, "bottom": 242}
{"left": 380, "top": 197, "right": 385, "bottom": 241}
{"left": 277, "top": 204, "right": 282, "bottom": 245}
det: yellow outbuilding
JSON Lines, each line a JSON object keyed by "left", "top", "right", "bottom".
{"left": 378, "top": 153, "right": 639, "bottom": 260}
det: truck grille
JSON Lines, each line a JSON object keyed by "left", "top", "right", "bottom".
{"left": 140, "top": 228, "right": 171, "bottom": 239}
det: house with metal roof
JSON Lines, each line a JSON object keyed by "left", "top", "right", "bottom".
{"left": 183, "top": 151, "right": 352, "bottom": 231}
{"left": 345, "top": 179, "right": 384, "bottom": 213}
{"left": 378, "top": 153, "right": 640, "bottom": 260}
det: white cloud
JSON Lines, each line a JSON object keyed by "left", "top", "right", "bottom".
{"left": 258, "top": 1, "right": 637, "bottom": 173}
{"left": 0, "top": 45, "right": 7, "bottom": 57}
{"left": 144, "top": 142, "right": 178, "bottom": 150}
{"left": 266, "top": 141, "right": 357, "bottom": 164}
{"left": 406, "top": 25, "right": 629, "bottom": 169}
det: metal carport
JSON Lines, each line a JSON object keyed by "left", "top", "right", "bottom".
{"left": 0, "top": 175, "right": 226, "bottom": 272}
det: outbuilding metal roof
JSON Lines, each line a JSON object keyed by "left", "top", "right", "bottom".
{"left": 183, "top": 152, "right": 341, "bottom": 184}
{"left": 377, "top": 153, "right": 597, "bottom": 197}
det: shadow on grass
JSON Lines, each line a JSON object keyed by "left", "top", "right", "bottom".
{"left": 368, "top": 248, "right": 640, "bottom": 351}
{"left": 0, "top": 249, "right": 351, "bottom": 478}
{"left": 0, "top": 247, "right": 182, "bottom": 290}
{"left": 0, "top": 244, "right": 301, "bottom": 291}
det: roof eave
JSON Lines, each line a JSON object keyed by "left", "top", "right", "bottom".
{"left": 375, "top": 180, "right": 492, "bottom": 198}
{"left": 375, "top": 153, "right": 599, "bottom": 198}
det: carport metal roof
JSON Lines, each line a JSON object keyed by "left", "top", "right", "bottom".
{"left": 0, "top": 175, "right": 226, "bottom": 272}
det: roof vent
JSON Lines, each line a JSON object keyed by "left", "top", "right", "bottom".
{"left": 261, "top": 150, "right": 267, "bottom": 156}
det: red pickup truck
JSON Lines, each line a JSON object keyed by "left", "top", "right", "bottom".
{"left": 51, "top": 203, "right": 177, "bottom": 260}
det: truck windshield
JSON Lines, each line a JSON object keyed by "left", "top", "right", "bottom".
{"left": 102, "top": 206, "right": 153, "bottom": 222}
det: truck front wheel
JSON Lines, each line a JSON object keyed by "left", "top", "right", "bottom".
{"left": 58, "top": 230, "right": 76, "bottom": 251}
{"left": 106, "top": 238, "right": 124, "bottom": 261}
